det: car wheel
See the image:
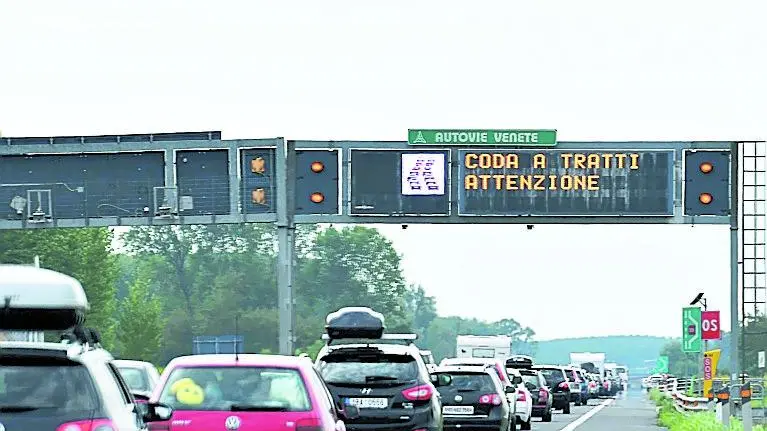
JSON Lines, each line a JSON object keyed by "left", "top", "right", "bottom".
{"left": 563, "top": 403, "right": 571, "bottom": 414}
{"left": 510, "top": 415, "right": 516, "bottom": 429}
{"left": 520, "top": 417, "right": 532, "bottom": 430}
{"left": 543, "top": 409, "right": 552, "bottom": 422}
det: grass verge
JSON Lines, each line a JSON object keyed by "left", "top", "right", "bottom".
{"left": 648, "top": 388, "right": 766, "bottom": 431}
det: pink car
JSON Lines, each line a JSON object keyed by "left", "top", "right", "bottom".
{"left": 148, "top": 354, "right": 358, "bottom": 431}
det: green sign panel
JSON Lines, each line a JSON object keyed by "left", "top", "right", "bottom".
{"left": 408, "top": 129, "right": 557, "bottom": 146}
{"left": 682, "top": 307, "right": 702, "bottom": 353}
{"left": 653, "top": 356, "right": 669, "bottom": 373}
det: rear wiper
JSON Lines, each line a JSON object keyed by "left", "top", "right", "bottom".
{"left": 457, "top": 388, "right": 479, "bottom": 392}
{"left": 0, "top": 405, "right": 54, "bottom": 413}
{"left": 365, "top": 375, "right": 398, "bottom": 382}
{"left": 230, "top": 404, "right": 288, "bottom": 412}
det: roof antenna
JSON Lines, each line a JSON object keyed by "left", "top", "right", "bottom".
{"left": 234, "top": 314, "right": 240, "bottom": 362}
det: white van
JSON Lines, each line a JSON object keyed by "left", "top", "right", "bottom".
{"left": 456, "top": 335, "right": 513, "bottom": 362}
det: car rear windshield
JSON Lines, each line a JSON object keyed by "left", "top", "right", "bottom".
{"left": 536, "top": 368, "right": 565, "bottom": 384}
{"left": 318, "top": 353, "right": 418, "bottom": 386}
{"left": 0, "top": 360, "right": 98, "bottom": 413}
{"left": 446, "top": 373, "right": 496, "bottom": 392}
{"left": 158, "top": 366, "right": 311, "bottom": 412}
{"left": 521, "top": 374, "right": 540, "bottom": 388}
{"left": 117, "top": 366, "right": 150, "bottom": 392}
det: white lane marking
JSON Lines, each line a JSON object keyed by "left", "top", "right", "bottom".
{"left": 558, "top": 398, "right": 614, "bottom": 431}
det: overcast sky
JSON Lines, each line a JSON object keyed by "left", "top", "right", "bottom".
{"left": 1, "top": 0, "right": 765, "bottom": 340}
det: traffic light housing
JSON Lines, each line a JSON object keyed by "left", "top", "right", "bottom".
{"left": 683, "top": 150, "right": 731, "bottom": 216}
{"left": 295, "top": 150, "right": 339, "bottom": 214}
{"left": 241, "top": 148, "right": 275, "bottom": 214}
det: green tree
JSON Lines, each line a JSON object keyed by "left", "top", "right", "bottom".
{"left": 294, "top": 226, "right": 411, "bottom": 347}
{"left": 115, "top": 271, "right": 164, "bottom": 362}
{"left": 404, "top": 284, "right": 438, "bottom": 334}
{"left": 659, "top": 340, "right": 699, "bottom": 377}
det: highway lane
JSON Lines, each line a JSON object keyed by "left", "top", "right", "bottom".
{"left": 530, "top": 389, "right": 667, "bottom": 431}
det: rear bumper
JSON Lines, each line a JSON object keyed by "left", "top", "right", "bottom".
{"left": 552, "top": 392, "right": 569, "bottom": 408}
{"left": 345, "top": 406, "right": 438, "bottom": 431}
{"left": 444, "top": 417, "right": 504, "bottom": 430}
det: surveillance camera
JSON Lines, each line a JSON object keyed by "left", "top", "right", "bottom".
{"left": 401, "top": 224, "right": 408, "bottom": 230}
{"left": 526, "top": 224, "right": 534, "bottom": 230}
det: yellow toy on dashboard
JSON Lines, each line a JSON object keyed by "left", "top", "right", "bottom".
{"left": 169, "top": 377, "right": 205, "bottom": 405}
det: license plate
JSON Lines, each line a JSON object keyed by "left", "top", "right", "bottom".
{"left": 443, "top": 405, "right": 474, "bottom": 415}
{"left": 344, "top": 397, "right": 388, "bottom": 409}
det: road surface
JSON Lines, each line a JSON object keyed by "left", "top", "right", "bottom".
{"left": 532, "top": 389, "right": 667, "bottom": 431}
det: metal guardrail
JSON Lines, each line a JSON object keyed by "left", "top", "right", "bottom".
{"left": 650, "top": 376, "right": 765, "bottom": 427}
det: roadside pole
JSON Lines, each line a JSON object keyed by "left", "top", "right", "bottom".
{"left": 729, "top": 142, "right": 740, "bottom": 386}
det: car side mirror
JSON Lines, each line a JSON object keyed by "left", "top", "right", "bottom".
{"left": 505, "top": 386, "right": 516, "bottom": 393}
{"left": 512, "top": 375, "right": 522, "bottom": 385}
{"left": 141, "top": 402, "right": 173, "bottom": 422}
{"left": 132, "top": 392, "right": 150, "bottom": 404}
{"left": 430, "top": 373, "right": 452, "bottom": 387}
{"left": 341, "top": 404, "right": 360, "bottom": 420}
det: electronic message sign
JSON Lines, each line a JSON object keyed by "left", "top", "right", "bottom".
{"left": 457, "top": 149, "right": 674, "bottom": 216}
{"left": 350, "top": 149, "right": 450, "bottom": 216}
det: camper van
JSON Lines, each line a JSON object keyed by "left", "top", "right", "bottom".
{"left": 456, "top": 335, "right": 513, "bottom": 361}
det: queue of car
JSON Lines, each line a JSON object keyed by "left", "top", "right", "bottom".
{"left": 1, "top": 266, "right": 624, "bottom": 431}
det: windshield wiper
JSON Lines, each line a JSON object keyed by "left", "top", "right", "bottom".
{"left": 0, "top": 405, "right": 54, "bottom": 413}
{"left": 230, "top": 404, "right": 288, "bottom": 412}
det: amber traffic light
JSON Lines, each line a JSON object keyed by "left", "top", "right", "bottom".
{"left": 684, "top": 150, "right": 730, "bottom": 216}
{"left": 310, "top": 192, "right": 325, "bottom": 203}
{"left": 310, "top": 161, "right": 324, "bottom": 173}
{"left": 251, "top": 157, "right": 266, "bottom": 174}
{"left": 251, "top": 188, "right": 266, "bottom": 205}
{"left": 295, "top": 150, "right": 339, "bottom": 214}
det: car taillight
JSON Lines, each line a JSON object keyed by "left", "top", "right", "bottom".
{"left": 539, "top": 389, "right": 548, "bottom": 401}
{"left": 603, "top": 382, "right": 609, "bottom": 389}
{"left": 516, "top": 391, "right": 526, "bottom": 402}
{"left": 495, "top": 365, "right": 508, "bottom": 383}
{"left": 296, "top": 417, "right": 324, "bottom": 431}
{"left": 402, "top": 384, "right": 433, "bottom": 401}
{"left": 57, "top": 419, "right": 116, "bottom": 431}
{"left": 558, "top": 382, "right": 569, "bottom": 389}
{"left": 479, "top": 393, "right": 502, "bottom": 405}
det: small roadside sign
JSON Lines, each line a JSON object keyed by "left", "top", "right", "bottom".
{"left": 682, "top": 307, "right": 702, "bottom": 353}
{"left": 407, "top": 129, "right": 557, "bottom": 146}
{"left": 759, "top": 351, "right": 765, "bottom": 369}
{"left": 701, "top": 310, "right": 721, "bottom": 340}
{"left": 655, "top": 356, "right": 669, "bottom": 373}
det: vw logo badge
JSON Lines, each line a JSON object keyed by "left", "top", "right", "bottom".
{"left": 225, "top": 415, "right": 241, "bottom": 430}
{"left": 454, "top": 395, "right": 463, "bottom": 402}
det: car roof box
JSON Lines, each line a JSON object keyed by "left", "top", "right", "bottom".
{"left": 0, "top": 265, "right": 89, "bottom": 331}
{"left": 325, "top": 306, "right": 385, "bottom": 340}
{"left": 506, "top": 355, "right": 534, "bottom": 369}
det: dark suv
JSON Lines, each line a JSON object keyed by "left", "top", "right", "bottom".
{"left": 315, "top": 306, "right": 450, "bottom": 431}
{"left": 435, "top": 365, "right": 515, "bottom": 431}
{"left": 532, "top": 365, "right": 571, "bottom": 414}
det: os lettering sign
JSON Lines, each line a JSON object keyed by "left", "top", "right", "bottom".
{"left": 701, "top": 311, "right": 721, "bottom": 340}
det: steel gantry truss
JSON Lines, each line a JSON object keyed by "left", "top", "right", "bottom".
{"left": 740, "top": 141, "right": 767, "bottom": 374}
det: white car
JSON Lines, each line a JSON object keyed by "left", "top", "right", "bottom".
{"left": 506, "top": 367, "right": 534, "bottom": 430}
{"left": 114, "top": 359, "right": 161, "bottom": 398}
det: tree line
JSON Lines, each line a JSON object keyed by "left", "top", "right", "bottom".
{"left": 0, "top": 225, "right": 537, "bottom": 365}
